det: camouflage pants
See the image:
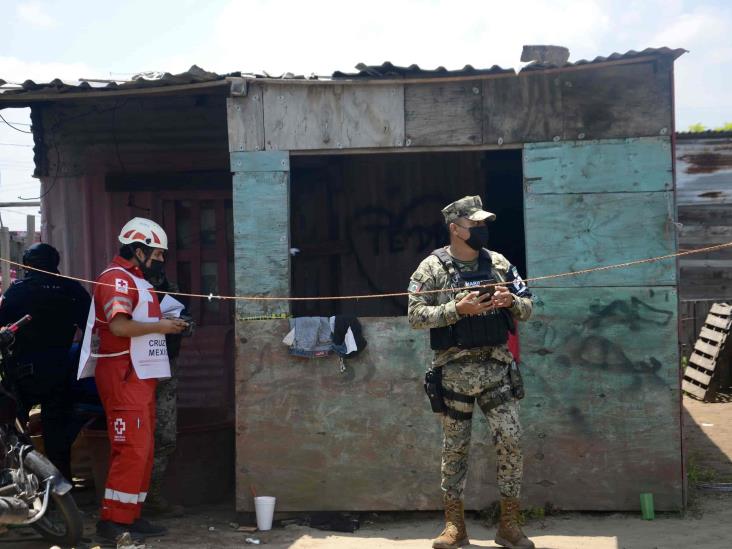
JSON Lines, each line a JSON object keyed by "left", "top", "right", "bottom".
{"left": 440, "top": 360, "right": 523, "bottom": 500}
{"left": 149, "top": 373, "right": 178, "bottom": 500}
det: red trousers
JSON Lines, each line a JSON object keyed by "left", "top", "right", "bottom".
{"left": 95, "top": 357, "right": 157, "bottom": 524}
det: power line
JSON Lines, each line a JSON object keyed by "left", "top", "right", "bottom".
{"left": 0, "top": 119, "right": 31, "bottom": 127}
{"left": 0, "top": 143, "right": 32, "bottom": 148}
{"left": 0, "top": 114, "right": 32, "bottom": 134}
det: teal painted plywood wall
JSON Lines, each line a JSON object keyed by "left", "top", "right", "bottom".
{"left": 521, "top": 136, "right": 682, "bottom": 509}
{"left": 232, "top": 151, "right": 290, "bottom": 317}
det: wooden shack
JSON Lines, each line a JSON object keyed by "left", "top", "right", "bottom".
{"left": 0, "top": 47, "right": 687, "bottom": 512}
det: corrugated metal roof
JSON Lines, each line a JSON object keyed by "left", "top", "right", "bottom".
{"left": 0, "top": 47, "right": 686, "bottom": 104}
{"left": 520, "top": 47, "right": 686, "bottom": 71}
{"left": 0, "top": 65, "right": 225, "bottom": 97}
{"left": 331, "top": 61, "right": 513, "bottom": 79}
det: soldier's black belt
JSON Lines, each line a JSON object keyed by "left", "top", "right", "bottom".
{"left": 442, "top": 388, "right": 475, "bottom": 404}
{"left": 443, "top": 388, "right": 475, "bottom": 421}
{"left": 445, "top": 407, "right": 473, "bottom": 421}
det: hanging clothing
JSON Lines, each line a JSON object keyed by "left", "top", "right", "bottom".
{"left": 283, "top": 316, "right": 367, "bottom": 358}
{"left": 285, "top": 317, "right": 334, "bottom": 358}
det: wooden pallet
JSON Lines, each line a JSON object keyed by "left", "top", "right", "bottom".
{"left": 683, "top": 303, "right": 732, "bottom": 400}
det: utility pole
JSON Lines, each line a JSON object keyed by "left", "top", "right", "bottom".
{"left": 0, "top": 227, "right": 10, "bottom": 293}
{"left": 26, "top": 214, "right": 35, "bottom": 249}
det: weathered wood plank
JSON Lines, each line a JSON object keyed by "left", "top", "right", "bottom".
{"left": 679, "top": 268, "right": 732, "bottom": 301}
{"left": 694, "top": 339, "right": 721, "bottom": 358}
{"left": 404, "top": 81, "right": 482, "bottom": 146}
{"left": 706, "top": 313, "right": 732, "bottom": 330}
{"left": 679, "top": 259, "right": 732, "bottom": 269}
{"left": 678, "top": 225, "right": 732, "bottom": 246}
{"left": 685, "top": 366, "right": 712, "bottom": 386}
{"left": 232, "top": 168, "right": 289, "bottom": 316}
{"left": 524, "top": 137, "right": 672, "bottom": 194}
{"left": 679, "top": 205, "right": 732, "bottom": 225}
{"left": 677, "top": 250, "right": 732, "bottom": 264}
{"left": 230, "top": 150, "right": 289, "bottom": 172}
{"left": 483, "top": 72, "right": 562, "bottom": 144}
{"left": 677, "top": 187, "right": 732, "bottom": 206}
{"left": 227, "top": 86, "right": 264, "bottom": 152}
{"left": 689, "top": 352, "right": 716, "bottom": 371}
{"left": 700, "top": 326, "right": 727, "bottom": 344}
{"left": 262, "top": 84, "right": 405, "bottom": 150}
{"left": 561, "top": 59, "right": 673, "bottom": 139}
{"left": 525, "top": 191, "right": 676, "bottom": 287}
{"left": 710, "top": 303, "right": 732, "bottom": 316}
{"left": 682, "top": 379, "right": 707, "bottom": 399}
{"left": 521, "top": 286, "right": 682, "bottom": 510}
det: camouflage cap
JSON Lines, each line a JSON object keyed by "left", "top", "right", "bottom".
{"left": 441, "top": 195, "right": 496, "bottom": 224}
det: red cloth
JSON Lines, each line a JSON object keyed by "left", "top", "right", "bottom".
{"left": 507, "top": 328, "right": 520, "bottom": 363}
{"left": 92, "top": 257, "right": 158, "bottom": 524}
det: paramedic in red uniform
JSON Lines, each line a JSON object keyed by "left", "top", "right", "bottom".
{"left": 77, "top": 217, "right": 187, "bottom": 542}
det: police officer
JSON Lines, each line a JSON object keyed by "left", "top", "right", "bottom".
{"left": 0, "top": 243, "right": 91, "bottom": 482}
{"left": 408, "top": 196, "right": 534, "bottom": 549}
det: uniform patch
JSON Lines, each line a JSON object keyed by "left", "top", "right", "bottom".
{"left": 115, "top": 278, "right": 129, "bottom": 294}
{"left": 113, "top": 418, "right": 127, "bottom": 442}
{"left": 408, "top": 280, "right": 423, "bottom": 293}
{"left": 509, "top": 266, "right": 529, "bottom": 296}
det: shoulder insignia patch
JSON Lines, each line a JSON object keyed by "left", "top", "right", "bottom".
{"left": 408, "top": 280, "right": 423, "bottom": 293}
{"left": 115, "top": 278, "right": 129, "bottom": 294}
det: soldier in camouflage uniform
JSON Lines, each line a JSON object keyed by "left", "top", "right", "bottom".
{"left": 145, "top": 275, "right": 188, "bottom": 517}
{"left": 408, "top": 196, "right": 534, "bottom": 549}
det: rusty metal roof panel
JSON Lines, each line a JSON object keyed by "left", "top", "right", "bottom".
{"left": 520, "top": 47, "right": 687, "bottom": 72}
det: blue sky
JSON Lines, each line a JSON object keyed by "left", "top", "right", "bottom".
{"left": 1, "top": 0, "right": 731, "bottom": 229}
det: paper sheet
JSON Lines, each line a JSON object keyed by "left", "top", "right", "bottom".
{"left": 160, "top": 294, "right": 185, "bottom": 318}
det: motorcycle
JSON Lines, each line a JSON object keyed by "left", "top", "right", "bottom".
{"left": 0, "top": 314, "right": 83, "bottom": 546}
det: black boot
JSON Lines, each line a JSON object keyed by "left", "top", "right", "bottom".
{"left": 96, "top": 520, "right": 145, "bottom": 543}
{"left": 131, "top": 517, "right": 168, "bottom": 536}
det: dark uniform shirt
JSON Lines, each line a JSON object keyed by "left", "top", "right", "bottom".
{"left": 0, "top": 272, "right": 91, "bottom": 359}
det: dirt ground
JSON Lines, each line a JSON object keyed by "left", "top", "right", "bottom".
{"left": 5, "top": 395, "right": 732, "bottom": 549}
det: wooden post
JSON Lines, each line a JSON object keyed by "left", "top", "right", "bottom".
{"left": 0, "top": 227, "right": 10, "bottom": 293}
{"left": 26, "top": 215, "right": 35, "bottom": 249}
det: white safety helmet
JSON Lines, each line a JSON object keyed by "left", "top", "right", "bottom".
{"left": 118, "top": 217, "right": 168, "bottom": 250}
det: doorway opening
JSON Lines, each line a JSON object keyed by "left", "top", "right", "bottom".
{"left": 290, "top": 149, "right": 525, "bottom": 317}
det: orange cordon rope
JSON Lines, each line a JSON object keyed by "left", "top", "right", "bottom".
{"left": 1, "top": 241, "right": 731, "bottom": 302}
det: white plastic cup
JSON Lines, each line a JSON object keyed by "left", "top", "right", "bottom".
{"left": 254, "top": 496, "right": 276, "bottom": 531}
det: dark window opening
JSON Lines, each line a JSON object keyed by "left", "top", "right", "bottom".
{"left": 290, "top": 150, "right": 525, "bottom": 317}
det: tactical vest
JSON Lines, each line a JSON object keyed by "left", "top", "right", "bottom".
{"left": 429, "top": 248, "right": 514, "bottom": 350}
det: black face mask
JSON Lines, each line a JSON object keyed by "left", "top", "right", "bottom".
{"left": 136, "top": 249, "right": 166, "bottom": 282}
{"left": 141, "top": 259, "right": 165, "bottom": 281}
{"left": 463, "top": 226, "right": 490, "bottom": 251}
